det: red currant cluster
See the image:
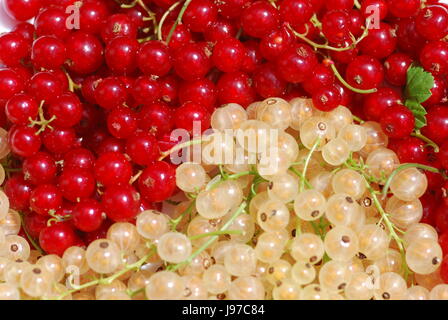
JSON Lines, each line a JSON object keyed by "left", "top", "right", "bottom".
{"left": 0, "top": 0, "right": 447, "bottom": 274}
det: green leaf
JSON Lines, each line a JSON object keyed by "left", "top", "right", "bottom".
{"left": 404, "top": 66, "right": 434, "bottom": 130}
{"left": 405, "top": 99, "right": 427, "bottom": 130}
{"left": 405, "top": 66, "right": 435, "bottom": 103}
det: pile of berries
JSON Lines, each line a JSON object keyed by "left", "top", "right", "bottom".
{"left": 0, "top": 0, "right": 447, "bottom": 300}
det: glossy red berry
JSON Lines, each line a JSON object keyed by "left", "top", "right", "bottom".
{"left": 204, "top": 19, "right": 237, "bottom": 42}
{"left": 28, "top": 72, "right": 63, "bottom": 103}
{"left": 159, "top": 75, "right": 179, "bottom": 105}
{"left": 241, "top": 1, "right": 280, "bottom": 38}
{"left": 179, "top": 78, "right": 217, "bottom": 111}
{"left": 346, "top": 55, "right": 384, "bottom": 90}
{"left": 384, "top": 53, "right": 413, "bottom": 86}
{"left": 94, "top": 152, "right": 132, "bottom": 187}
{"left": 253, "top": 63, "right": 287, "bottom": 98}
{"left": 322, "top": 10, "right": 351, "bottom": 44}
{"left": 34, "top": 7, "right": 70, "bottom": 39}
{"left": 276, "top": 44, "right": 318, "bottom": 83}
{"left": 8, "top": 125, "right": 41, "bottom": 158}
{"left": 47, "top": 92, "right": 83, "bottom": 128}
{"left": 23, "top": 152, "right": 57, "bottom": 185}
{"left": 79, "top": 0, "right": 110, "bottom": 34}
{"left": 312, "top": 85, "right": 342, "bottom": 112}
{"left": 95, "top": 77, "right": 128, "bottom": 110}
{"left": 138, "top": 102, "right": 174, "bottom": 138}
{"left": 138, "top": 161, "right": 176, "bottom": 203}
{"left": 105, "top": 36, "right": 139, "bottom": 75}
{"left": 439, "top": 231, "right": 448, "bottom": 255}
{"left": 97, "top": 137, "right": 126, "bottom": 155}
{"left": 396, "top": 137, "right": 426, "bottom": 164}
{"left": 100, "top": 13, "right": 138, "bottom": 43}
{"left": 63, "top": 148, "right": 96, "bottom": 171}
{"left": 30, "top": 184, "right": 63, "bottom": 216}
{"left": 42, "top": 127, "right": 77, "bottom": 154}
{"left": 396, "top": 17, "right": 427, "bottom": 55}
{"left": 0, "top": 68, "right": 25, "bottom": 101}
{"left": 259, "top": 27, "right": 294, "bottom": 61}
{"left": 0, "top": 32, "right": 29, "bottom": 67}
{"left": 39, "top": 222, "right": 78, "bottom": 256}
{"left": 217, "top": 0, "right": 252, "bottom": 19}
{"left": 363, "top": 87, "right": 401, "bottom": 121}
{"left": 5, "top": 93, "right": 38, "bottom": 125}
{"left": 24, "top": 212, "right": 48, "bottom": 239}
{"left": 161, "top": 22, "right": 193, "bottom": 51}
{"left": 326, "top": 0, "right": 354, "bottom": 10}
{"left": 102, "top": 185, "right": 140, "bottom": 222}
{"left": 241, "top": 40, "right": 263, "bottom": 73}
{"left": 58, "top": 168, "right": 96, "bottom": 202}
{"left": 422, "top": 105, "right": 448, "bottom": 144}
{"left": 174, "top": 101, "right": 211, "bottom": 134}
{"left": 125, "top": 131, "right": 160, "bottom": 166}
{"left": 4, "top": 0, "right": 42, "bottom": 21}
{"left": 65, "top": 31, "right": 104, "bottom": 75}
{"left": 107, "top": 106, "right": 137, "bottom": 139}
{"left": 420, "top": 41, "right": 448, "bottom": 76}
{"left": 131, "top": 76, "right": 161, "bottom": 105}
{"left": 303, "top": 64, "right": 335, "bottom": 95}
{"left": 183, "top": 0, "right": 218, "bottom": 32}
{"left": 217, "top": 71, "right": 256, "bottom": 107}
{"left": 386, "top": 0, "right": 421, "bottom": 18}
{"left": 416, "top": 5, "right": 448, "bottom": 41}
{"left": 212, "top": 38, "right": 245, "bottom": 73}
{"left": 361, "top": 0, "right": 388, "bottom": 20}
{"left": 359, "top": 22, "right": 397, "bottom": 59}
{"left": 173, "top": 43, "right": 212, "bottom": 81}
{"left": 72, "top": 198, "right": 105, "bottom": 232}
{"left": 4, "top": 174, "right": 33, "bottom": 211}
{"left": 380, "top": 104, "right": 415, "bottom": 139}
{"left": 279, "top": 0, "right": 313, "bottom": 28}
{"left": 31, "top": 36, "right": 66, "bottom": 70}
{"left": 137, "top": 40, "right": 172, "bottom": 77}
{"left": 424, "top": 76, "right": 447, "bottom": 107}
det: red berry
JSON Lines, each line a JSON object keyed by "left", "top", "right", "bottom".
{"left": 125, "top": 131, "right": 160, "bottom": 166}
{"left": 107, "top": 106, "right": 137, "bottom": 139}
{"left": 363, "top": 87, "right": 401, "bottom": 121}
{"left": 359, "top": 22, "right": 397, "bottom": 59}
{"left": 31, "top": 36, "right": 66, "bottom": 70}
{"left": 79, "top": 0, "right": 110, "bottom": 34}
{"left": 416, "top": 5, "right": 448, "bottom": 41}
{"left": 94, "top": 152, "right": 132, "bottom": 187}
{"left": 346, "top": 55, "right": 384, "bottom": 90}
{"left": 386, "top": 0, "right": 421, "bottom": 18}
{"left": 65, "top": 31, "right": 104, "bottom": 75}
{"left": 253, "top": 63, "right": 287, "bottom": 98}
{"left": 131, "top": 76, "right": 161, "bottom": 105}
{"left": 100, "top": 13, "right": 137, "bottom": 43}
{"left": 217, "top": 0, "right": 252, "bottom": 19}
{"left": 439, "top": 231, "right": 448, "bottom": 255}
{"left": 361, "top": 0, "right": 388, "bottom": 20}
{"left": 303, "top": 64, "right": 335, "bottom": 95}
{"left": 39, "top": 222, "right": 78, "bottom": 256}
{"left": 23, "top": 152, "right": 57, "bottom": 185}
{"left": 0, "top": 68, "right": 25, "bottom": 101}
{"left": 217, "top": 72, "right": 256, "bottom": 107}
{"left": 4, "top": 0, "right": 42, "bottom": 21}
{"left": 326, "top": 0, "right": 354, "bottom": 10}
{"left": 72, "top": 198, "right": 105, "bottom": 232}
{"left": 241, "top": 1, "right": 280, "bottom": 38}
{"left": 58, "top": 168, "right": 96, "bottom": 202}
{"left": 204, "top": 19, "right": 237, "bottom": 42}
{"left": 173, "top": 42, "right": 212, "bottom": 81}
{"left": 420, "top": 41, "right": 448, "bottom": 76}
{"left": 396, "top": 137, "right": 426, "bottom": 164}
{"left": 212, "top": 38, "right": 245, "bottom": 73}
{"left": 138, "top": 102, "right": 174, "bottom": 138}
{"left": 174, "top": 101, "right": 211, "bottom": 134}
{"left": 63, "top": 148, "right": 96, "bottom": 171}
{"left": 95, "top": 77, "right": 128, "bottom": 110}
{"left": 312, "top": 85, "right": 342, "bottom": 112}
{"left": 259, "top": 27, "right": 294, "bottom": 61}
{"left": 24, "top": 212, "right": 48, "bottom": 239}
{"left": 5, "top": 93, "right": 39, "bottom": 125}
{"left": 102, "top": 185, "right": 140, "bottom": 222}
{"left": 183, "top": 0, "right": 218, "bottom": 33}
{"left": 179, "top": 78, "right": 217, "bottom": 111}
{"left": 384, "top": 53, "right": 413, "bottom": 86}
{"left": 42, "top": 127, "right": 77, "bottom": 154}
{"left": 4, "top": 174, "right": 33, "bottom": 211}
{"left": 422, "top": 105, "right": 448, "bottom": 144}
{"left": 379, "top": 104, "right": 415, "bottom": 139}
{"left": 8, "top": 125, "right": 41, "bottom": 158}
{"left": 105, "top": 36, "right": 139, "bottom": 75}
{"left": 276, "top": 44, "right": 318, "bottom": 83}
{"left": 30, "top": 184, "right": 63, "bottom": 216}
{"left": 137, "top": 40, "right": 172, "bottom": 77}
{"left": 47, "top": 92, "right": 83, "bottom": 128}
{"left": 138, "top": 161, "right": 176, "bottom": 203}
{"left": 279, "top": 0, "right": 313, "bottom": 28}
{"left": 0, "top": 32, "right": 30, "bottom": 67}
{"left": 322, "top": 10, "right": 351, "bottom": 44}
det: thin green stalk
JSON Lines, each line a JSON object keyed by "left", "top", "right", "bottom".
{"left": 289, "top": 167, "right": 312, "bottom": 189}
{"left": 168, "top": 202, "right": 247, "bottom": 272}
{"left": 169, "top": 200, "right": 195, "bottom": 231}
{"left": 157, "top": 0, "right": 181, "bottom": 41}
{"left": 411, "top": 130, "right": 440, "bottom": 153}
{"left": 381, "top": 163, "right": 439, "bottom": 200}
{"left": 329, "top": 62, "right": 377, "bottom": 94}
{"left": 166, "top": 0, "right": 192, "bottom": 44}
{"left": 18, "top": 212, "right": 45, "bottom": 255}
{"left": 158, "top": 139, "right": 202, "bottom": 161}
{"left": 300, "top": 138, "right": 321, "bottom": 192}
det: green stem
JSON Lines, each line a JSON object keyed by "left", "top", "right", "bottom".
{"left": 169, "top": 200, "right": 195, "bottom": 231}
{"left": 56, "top": 246, "right": 157, "bottom": 300}
{"left": 352, "top": 115, "right": 365, "bottom": 124}
{"left": 18, "top": 212, "right": 45, "bottom": 255}
{"left": 411, "top": 130, "right": 440, "bottom": 153}
{"left": 157, "top": 0, "right": 181, "bottom": 41}
{"left": 188, "top": 229, "right": 242, "bottom": 241}
{"left": 329, "top": 62, "right": 377, "bottom": 94}
{"left": 300, "top": 138, "right": 321, "bottom": 192}
{"left": 168, "top": 202, "right": 247, "bottom": 272}
{"left": 158, "top": 139, "right": 202, "bottom": 161}
{"left": 381, "top": 163, "right": 439, "bottom": 200}
{"left": 289, "top": 167, "right": 312, "bottom": 189}
{"left": 354, "top": 0, "right": 361, "bottom": 9}
{"left": 288, "top": 25, "right": 355, "bottom": 52}
{"left": 166, "top": 0, "right": 192, "bottom": 44}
